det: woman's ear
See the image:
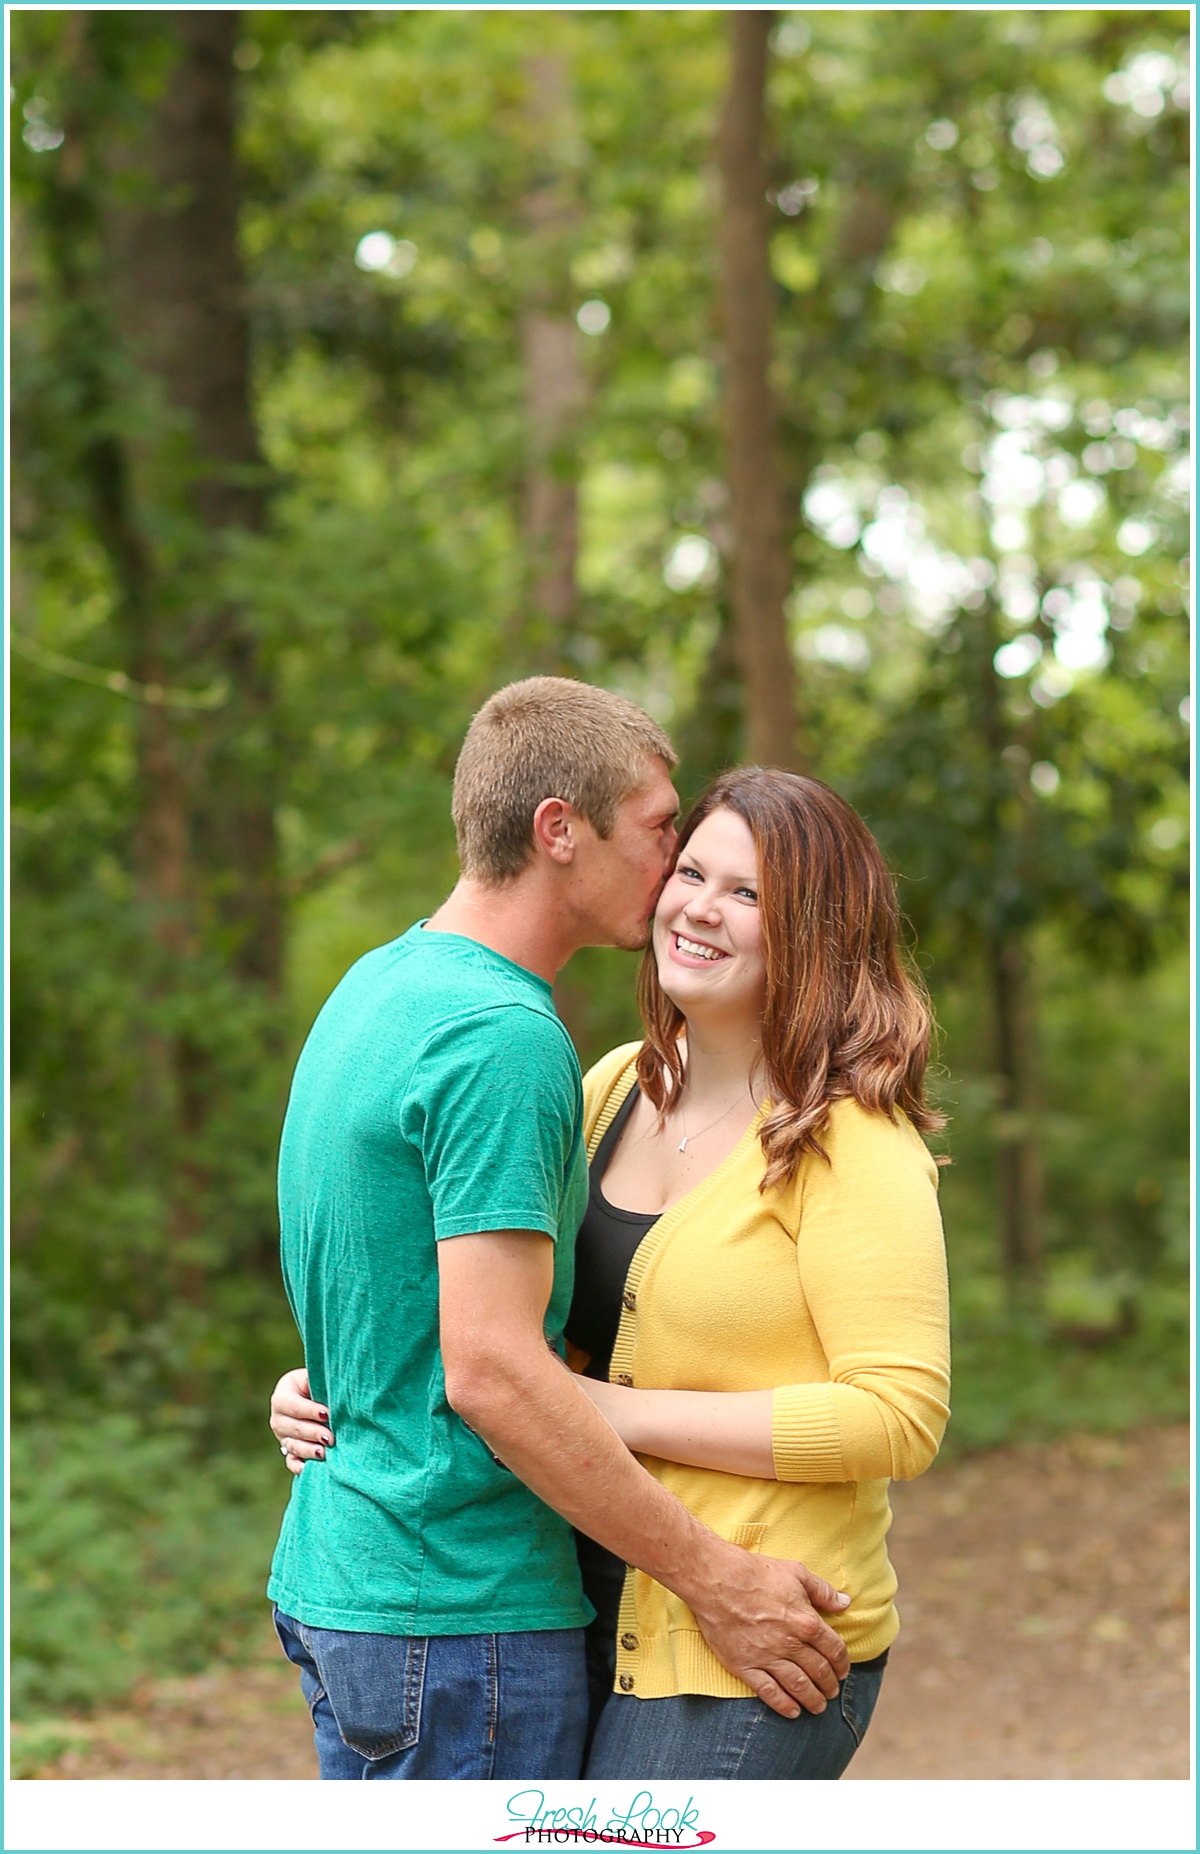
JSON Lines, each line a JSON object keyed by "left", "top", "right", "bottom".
{"left": 530, "top": 795, "right": 576, "bottom": 865}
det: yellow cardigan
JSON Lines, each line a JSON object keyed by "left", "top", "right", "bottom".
{"left": 581, "top": 1043, "right": 951, "bottom": 1699}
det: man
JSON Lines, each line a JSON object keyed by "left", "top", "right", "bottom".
{"left": 269, "top": 677, "right": 850, "bottom": 1779}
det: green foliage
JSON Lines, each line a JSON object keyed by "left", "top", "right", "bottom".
{"left": 11, "top": 1418, "right": 290, "bottom": 1716}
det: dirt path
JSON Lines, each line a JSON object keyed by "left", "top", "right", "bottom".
{"left": 847, "top": 1423, "right": 1190, "bottom": 1779}
{"left": 13, "top": 1425, "right": 1189, "bottom": 1781}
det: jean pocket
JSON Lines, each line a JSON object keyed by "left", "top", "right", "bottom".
{"left": 300, "top": 1624, "right": 428, "bottom": 1761}
{"left": 839, "top": 1663, "right": 883, "bottom": 1748}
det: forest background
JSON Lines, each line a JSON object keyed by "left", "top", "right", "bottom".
{"left": 10, "top": 6, "right": 1190, "bottom": 1723}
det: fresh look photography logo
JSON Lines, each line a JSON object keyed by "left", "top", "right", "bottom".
{"left": 496, "top": 1789, "right": 716, "bottom": 1849}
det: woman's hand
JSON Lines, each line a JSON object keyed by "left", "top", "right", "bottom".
{"left": 270, "top": 1366, "right": 334, "bottom": 1474}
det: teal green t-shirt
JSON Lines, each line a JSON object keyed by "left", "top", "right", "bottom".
{"left": 268, "top": 923, "right": 590, "bottom": 1636}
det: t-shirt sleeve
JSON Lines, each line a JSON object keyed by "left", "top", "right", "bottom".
{"left": 402, "top": 1005, "right": 582, "bottom": 1241}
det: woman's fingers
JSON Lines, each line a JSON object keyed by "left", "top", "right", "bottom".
{"left": 270, "top": 1364, "right": 332, "bottom": 1472}
{"left": 280, "top": 1435, "right": 325, "bottom": 1461}
{"left": 271, "top": 1369, "right": 328, "bottom": 1421}
{"left": 270, "top": 1368, "right": 333, "bottom": 1443}
{"left": 270, "top": 1411, "right": 333, "bottom": 1447}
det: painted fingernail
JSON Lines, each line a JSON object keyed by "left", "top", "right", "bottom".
{"left": 317, "top": 1411, "right": 329, "bottom": 1422}
{"left": 321, "top": 1433, "right": 334, "bottom": 1447}
{"left": 315, "top": 1447, "right": 325, "bottom": 1460}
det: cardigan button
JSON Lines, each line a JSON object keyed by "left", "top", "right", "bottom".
{"left": 615, "top": 1372, "right": 633, "bottom": 1387}
{"left": 621, "top": 1289, "right": 636, "bottom": 1311}
{"left": 620, "top": 1632, "right": 638, "bottom": 1651}
{"left": 619, "top": 1674, "right": 635, "bottom": 1692}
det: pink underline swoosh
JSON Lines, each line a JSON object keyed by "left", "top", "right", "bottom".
{"left": 493, "top": 1834, "right": 716, "bottom": 1849}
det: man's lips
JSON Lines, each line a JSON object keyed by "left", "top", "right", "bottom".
{"left": 670, "top": 929, "right": 730, "bottom": 966}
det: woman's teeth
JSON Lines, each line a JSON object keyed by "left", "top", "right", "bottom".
{"left": 676, "top": 934, "right": 726, "bottom": 961}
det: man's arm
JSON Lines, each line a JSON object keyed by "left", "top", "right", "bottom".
{"left": 437, "top": 1229, "right": 851, "bottom": 1720}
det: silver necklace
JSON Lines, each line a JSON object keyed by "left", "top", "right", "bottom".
{"left": 675, "top": 1087, "right": 751, "bottom": 1154}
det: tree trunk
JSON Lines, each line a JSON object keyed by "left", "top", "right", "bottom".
{"left": 717, "top": 10, "right": 802, "bottom": 771}
{"left": 977, "top": 598, "right": 1043, "bottom": 1289}
{"left": 518, "top": 50, "right": 586, "bottom": 662}
{"left": 989, "top": 935, "right": 1043, "bottom": 1285}
{"left": 674, "top": 597, "right": 746, "bottom": 804}
{"left": 107, "top": 9, "right": 280, "bottom": 988}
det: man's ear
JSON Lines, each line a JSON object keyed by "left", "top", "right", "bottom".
{"left": 531, "top": 796, "right": 577, "bottom": 865}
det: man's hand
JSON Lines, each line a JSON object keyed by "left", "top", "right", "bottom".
{"left": 684, "top": 1544, "right": 850, "bottom": 1718}
{"left": 437, "top": 1230, "right": 851, "bottom": 1719}
{"left": 270, "top": 1367, "right": 335, "bottom": 1474}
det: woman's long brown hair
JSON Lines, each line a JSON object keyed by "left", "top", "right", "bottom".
{"left": 635, "top": 767, "right": 944, "bottom": 1190}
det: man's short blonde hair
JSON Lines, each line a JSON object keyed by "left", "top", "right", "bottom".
{"left": 452, "top": 677, "right": 677, "bottom": 883}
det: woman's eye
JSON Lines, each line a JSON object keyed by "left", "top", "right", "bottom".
{"left": 736, "top": 887, "right": 758, "bottom": 903}
{"left": 678, "top": 865, "right": 702, "bottom": 881}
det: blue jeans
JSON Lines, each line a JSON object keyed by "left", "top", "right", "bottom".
{"left": 585, "top": 1657, "right": 886, "bottom": 1781}
{"left": 273, "top": 1609, "right": 588, "bottom": 1779}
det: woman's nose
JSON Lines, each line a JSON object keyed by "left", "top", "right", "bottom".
{"left": 685, "top": 891, "right": 721, "bottom": 922}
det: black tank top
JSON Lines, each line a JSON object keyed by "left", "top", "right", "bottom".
{"left": 565, "top": 1085, "right": 658, "bottom": 1381}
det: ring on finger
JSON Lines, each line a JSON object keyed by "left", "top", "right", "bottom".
{"left": 279, "top": 1440, "right": 292, "bottom": 1457}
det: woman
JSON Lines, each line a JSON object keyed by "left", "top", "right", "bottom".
{"left": 272, "top": 768, "right": 950, "bottom": 1780}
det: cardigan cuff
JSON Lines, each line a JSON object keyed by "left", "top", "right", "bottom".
{"left": 771, "top": 1384, "right": 845, "bottom": 1483}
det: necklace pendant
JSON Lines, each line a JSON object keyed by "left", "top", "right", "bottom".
{"left": 678, "top": 1136, "right": 688, "bottom": 1154}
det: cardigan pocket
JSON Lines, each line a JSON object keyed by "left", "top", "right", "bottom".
{"left": 724, "top": 1522, "right": 767, "bottom": 1553}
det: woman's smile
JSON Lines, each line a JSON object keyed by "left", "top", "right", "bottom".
{"left": 670, "top": 930, "right": 730, "bottom": 966}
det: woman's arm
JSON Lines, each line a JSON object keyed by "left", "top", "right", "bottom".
{"left": 578, "top": 1378, "right": 776, "bottom": 1479}
{"left": 771, "top": 1106, "right": 951, "bottom": 1484}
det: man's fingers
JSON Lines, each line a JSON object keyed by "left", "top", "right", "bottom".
{"left": 794, "top": 1564, "right": 851, "bottom": 1613}
{"left": 786, "top": 1603, "right": 851, "bottom": 1681}
{"left": 743, "top": 1671, "right": 801, "bottom": 1720}
{"left": 751, "top": 1660, "right": 832, "bottom": 1717}
{"left": 768, "top": 1659, "right": 833, "bottom": 1715}
{"left": 790, "top": 1642, "right": 841, "bottom": 1699}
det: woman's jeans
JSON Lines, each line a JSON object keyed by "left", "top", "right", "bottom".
{"left": 585, "top": 1660, "right": 886, "bottom": 1781}
{"left": 576, "top": 1533, "right": 884, "bottom": 1781}
{"left": 274, "top": 1609, "right": 588, "bottom": 1780}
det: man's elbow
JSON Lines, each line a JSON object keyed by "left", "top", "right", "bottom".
{"left": 442, "top": 1346, "right": 524, "bottom": 1432}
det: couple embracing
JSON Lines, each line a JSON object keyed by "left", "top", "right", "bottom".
{"left": 267, "top": 677, "right": 950, "bottom": 1782}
